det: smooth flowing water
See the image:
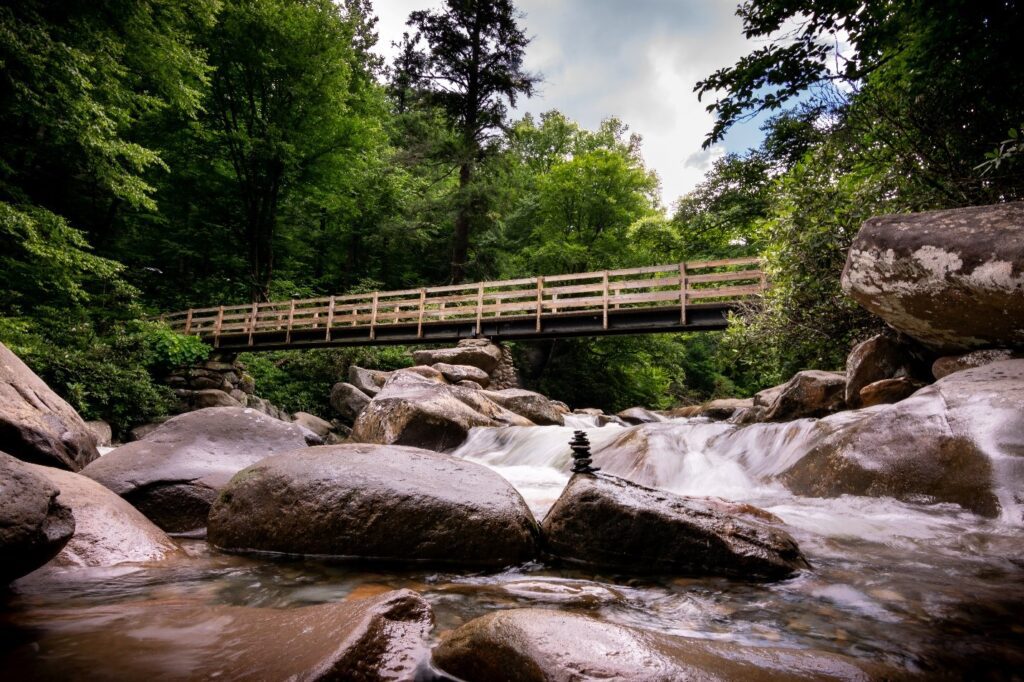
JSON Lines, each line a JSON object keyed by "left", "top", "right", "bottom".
{"left": 3, "top": 418, "right": 1024, "bottom": 678}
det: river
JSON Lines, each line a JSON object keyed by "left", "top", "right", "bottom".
{"left": 3, "top": 416, "right": 1023, "bottom": 678}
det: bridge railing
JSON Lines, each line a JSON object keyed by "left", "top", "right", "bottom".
{"left": 161, "top": 257, "right": 765, "bottom": 343}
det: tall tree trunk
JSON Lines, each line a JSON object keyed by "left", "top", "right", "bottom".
{"left": 450, "top": 161, "right": 472, "bottom": 283}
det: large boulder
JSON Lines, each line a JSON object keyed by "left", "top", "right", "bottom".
{"left": 0, "top": 452, "right": 75, "bottom": 583}
{"left": 330, "top": 382, "right": 371, "bottom": 421}
{"left": 762, "top": 370, "right": 846, "bottom": 421}
{"left": 190, "top": 388, "right": 242, "bottom": 409}
{"left": 857, "top": 377, "right": 926, "bottom": 407}
{"left": 541, "top": 473, "right": 808, "bottom": 579}
{"left": 348, "top": 365, "right": 392, "bottom": 397}
{"left": 412, "top": 343, "right": 502, "bottom": 374}
{"left": 19, "top": 464, "right": 181, "bottom": 572}
{"left": 208, "top": 444, "right": 538, "bottom": 568}
{"left": 352, "top": 371, "right": 498, "bottom": 451}
{"left": 4, "top": 589, "right": 433, "bottom": 680}
{"left": 432, "top": 362, "right": 490, "bottom": 387}
{"left": 932, "top": 348, "right": 1024, "bottom": 380}
{"left": 616, "top": 406, "right": 666, "bottom": 424}
{"left": 292, "top": 411, "right": 334, "bottom": 439}
{"left": 781, "top": 359, "right": 1024, "bottom": 517}
{"left": 84, "top": 420, "right": 112, "bottom": 448}
{"left": 700, "top": 398, "right": 753, "bottom": 421}
{"left": 480, "top": 388, "right": 565, "bottom": 426}
{"left": 81, "top": 407, "right": 315, "bottom": 534}
{"left": 841, "top": 202, "right": 1024, "bottom": 352}
{"left": 431, "top": 609, "right": 878, "bottom": 682}
{"left": 845, "top": 334, "right": 926, "bottom": 407}
{"left": 0, "top": 342, "right": 99, "bottom": 470}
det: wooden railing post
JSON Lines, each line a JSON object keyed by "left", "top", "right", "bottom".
{"left": 602, "top": 271, "right": 609, "bottom": 330}
{"left": 184, "top": 308, "right": 194, "bottom": 335}
{"left": 679, "top": 262, "right": 688, "bottom": 325}
{"left": 325, "top": 295, "right": 335, "bottom": 341}
{"left": 535, "top": 276, "right": 544, "bottom": 332}
{"left": 475, "top": 282, "right": 485, "bottom": 336}
{"left": 247, "top": 302, "right": 258, "bottom": 346}
{"left": 285, "top": 299, "right": 296, "bottom": 343}
{"left": 214, "top": 306, "right": 224, "bottom": 347}
{"left": 416, "top": 289, "right": 426, "bottom": 338}
{"left": 369, "top": 292, "right": 379, "bottom": 340}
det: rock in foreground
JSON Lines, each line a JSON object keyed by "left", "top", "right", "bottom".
{"left": 0, "top": 342, "right": 99, "bottom": 470}
{"left": 782, "top": 359, "right": 1024, "bottom": 517}
{"left": 541, "top": 473, "right": 807, "bottom": 579}
{"left": 432, "top": 609, "right": 879, "bottom": 682}
{"left": 82, "top": 407, "right": 315, "bottom": 534}
{"left": 841, "top": 202, "right": 1024, "bottom": 352}
{"left": 208, "top": 444, "right": 538, "bottom": 568}
{"left": 21, "top": 464, "right": 181, "bottom": 572}
{"left": 0, "top": 452, "right": 75, "bottom": 583}
{"left": 3, "top": 589, "right": 433, "bottom": 681}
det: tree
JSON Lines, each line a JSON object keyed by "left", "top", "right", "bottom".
{"left": 396, "top": 0, "right": 537, "bottom": 282}
{"left": 201, "top": 0, "right": 385, "bottom": 301}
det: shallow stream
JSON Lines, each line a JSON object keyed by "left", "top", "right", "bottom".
{"left": 4, "top": 417, "right": 1024, "bottom": 678}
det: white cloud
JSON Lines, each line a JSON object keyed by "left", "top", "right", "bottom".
{"left": 372, "top": 1, "right": 755, "bottom": 207}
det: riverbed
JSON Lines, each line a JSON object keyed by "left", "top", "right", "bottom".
{"left": 3, "top": 417, "right": 1024, "bottom": 678}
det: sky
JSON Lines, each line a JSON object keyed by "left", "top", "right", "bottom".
{"left": 372, "top": 0, "right": 768, "bottom": 209}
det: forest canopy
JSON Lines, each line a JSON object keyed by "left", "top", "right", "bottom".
{"left": 1, "top": 0, "right": 1021, "bottom": 429}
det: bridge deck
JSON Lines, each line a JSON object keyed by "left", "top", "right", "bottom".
{"left": 162, "top": 258, "right": 764, "bottom": 350}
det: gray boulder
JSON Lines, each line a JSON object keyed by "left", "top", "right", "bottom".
{"left": 330, "top": 382, "right": 371, "bottom": 421}
{"left": 0, "top": 452, "right": 75, "bottom": 583}
{"left": 84, "top": 421, "right": 112, "bottom": 448}
{"left": 208, "top": 444, "right": 539, "bottom": 568}
{"left": 481, "top": 388, "right": 565, "bottom": 426}
{"left": 81, "top": 407, "right": 315, "bottom": 533}
{"left": 412, "top": 344, "right": 502, "bottom": 374}
{"left": 352, "top": 371, "right": 498, "bottom": 451}
{"left": 0, "top": 341, "right": 99, "bottom": 470}
{"left": 347, "top": 365, "right": 391, "bottom": 397}
{"left": 292, "top": 411, "right": 334, "bottom": 439}
{"left": 616, "top": 406, "right": 666, "bottom": 424}
{"left": 762, "top": 370, "right": 846, "bottom": 421}
{"left": 190, "top": 388, "right": 243, "bottom": 409}
{"left": 932, "top": 348, "right": 1024, "bottom": 380}
{"left": 432, "top": 609, "right": 877, "bottom": 682}
{"left": 432, "top": 362, "right": 490, "bottom": 387}
{"left": 845, "top": 334, "right": 924, "bottom": 407}
{"left": 19, "top": 464, "right": 181, "bottom": 573}
{"left": 541, "top": 473, "right": 808, "bottom": 579}
{"left": 841, "top": 202, "right": 1024, "bottom": 352}
{"left": 782, "top": 359, "right": 1024, "bottom": 517}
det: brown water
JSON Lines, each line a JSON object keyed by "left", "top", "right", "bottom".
{"left": 3, "top": 419, "right": 1024, "bottom": 679}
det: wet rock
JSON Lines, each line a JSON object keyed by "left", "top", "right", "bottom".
{"left": 208, "top": 444, "right": 538, "bottom": 568}
{"left": 550, "top": 400, "right": 570, "bottom": 414}
{"left": 845, "top": 335, "right": 925, "bottom": 407}
{"left": 348, "top": 365, "right": 391, "bottom": 397}
{"left": 763, "top": 370, "right": 846, "bottom": 421}
{"left": 731, "top": 405, "right": 767, "bottom": 424}
{"left": 20, "top": 464, "right": 181, "bottom": 571}
{"left": 0, "top": 452, "right": 75, "bottom": 583}
{"left": 81, "top": 408, "right": 314, "bottom": 534}
{"left": 330, "top": 382, "right": 371, "bottom": 421}
{"left": 451, "top": 386, "right": 534, "bottom": 427}
{"left": 4, "top": 589, "right": 433, "bottom": 681}
{"left": 541, "top": 473, "right": 808, "bottom": 579}
{"left": 701, "top": 398, "right": 753, "bottom": 421}
{"left": 432, "top": 609, "right": 876, "bottom": 682}
{"left": 432, "top": 362, "right": 490, "bottom": 387}
{"left": 932, "top": 348, "right": 1024, "bottom": 380}
{"left": 616, "top": 406, "right": 666, "bottom": 424}
{"left": 841, "top": 202, "right": 1024, "bottom": 352}
{"left": 753, "top": 383, "right": 786, "bottom": 408}
{"left": 481, "top": 388, "right": 565, "bottom": 426}
{"left": 782, "top": 359, "right": 1024, "bottom": 517}
{"left": 191, "top": 388, "right": 243, "bottom": 409}
{"left": 412, "top": 344, "right": 502, "bottom": 374}
{"left": 292, "top": 411, "right": 333, "bottom": 439}
{"left": 455, "top": 379, "right": 483, "bottom": 390}
{"left": 84, "top": 421, "right": 112, "bottom": 448}
{"left": 0, "top": 341, "right": 99, "bottom": 471}
{"left": 664, "top": 405, "right": 702, "bottom": 418}
{"left": 352, "top": 371, "right": 498, "bottom": 451}
{"left": 858, "top": 377, "right": 926, "bottom": 407}
{"left": 573, "top": 407, "right": 604, "bottom": 416}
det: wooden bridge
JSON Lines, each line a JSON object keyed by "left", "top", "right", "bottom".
{"left": 161, "top": 257, "right": 765, "bottom": 351}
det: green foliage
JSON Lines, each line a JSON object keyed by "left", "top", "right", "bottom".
{"left": 136, "top": 323, "right": 211, "bottom": 374}
{"left": 239, "top": 346, "right": 412, "bottom": 417}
